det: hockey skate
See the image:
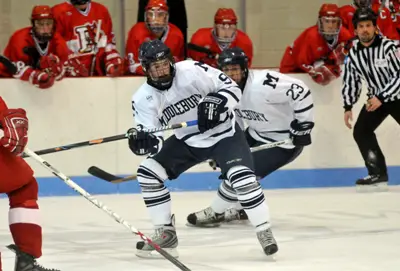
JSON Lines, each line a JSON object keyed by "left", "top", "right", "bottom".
{"left": 224, "top": 208, "right": 249, "bottom": 223}
{"left": 257, "top": 228, "right": 278, "bottom": 257}
{"left": 135, "top": 214, "right": 179, "bottom": 258}
{"left": 356, "top": 174, "right": 388, "bottom": 192}
{"left": 186, "top": 206, "right": 225, "bottom": 227}
{"left": 187, "top": 207, "right": 249, "bottom": 227}
{"left": 7, "top": 244, "right": 60, "bottom": 271}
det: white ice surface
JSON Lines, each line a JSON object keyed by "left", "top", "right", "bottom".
{"left": 1, "top": 187, "right": 400, "bottom": 271}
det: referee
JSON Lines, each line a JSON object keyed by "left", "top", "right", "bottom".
{"left": 342, "top": 7, "right": 400, "bottom": 189}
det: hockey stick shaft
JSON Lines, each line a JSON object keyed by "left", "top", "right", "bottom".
{"left": 88, "top": 139, "right": 292, "bottom": 183}
{"left": 187, "top": 43, "right": 215, "bottom": 55}
{"left": 90, "top": 19, "right": 102, "bottom": 76}
{"left": 22, "top": 120, "right": 198, "bottom": 158}
{"left": 23, "top": 147, "right": 191, "bottom": 271}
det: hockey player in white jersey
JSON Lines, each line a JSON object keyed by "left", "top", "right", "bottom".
{"left": 127, "top": 40, "right": 278, "bottom": 258}
{"left": 186, "top": 47, "right": 314, "bottom": 226}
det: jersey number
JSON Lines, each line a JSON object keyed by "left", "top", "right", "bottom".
{"left": 286, "top": 84, "right": 304, "bottom": 101}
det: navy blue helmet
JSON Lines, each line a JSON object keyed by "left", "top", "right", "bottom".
{"left": 217, "top": 47, "right": 249, "bottom": 90}
{"left": 139, "top": 39, "right": 176, "bottom": 90}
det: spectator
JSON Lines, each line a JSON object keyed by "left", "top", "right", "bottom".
{"left": 125, "top": 0, "right": 184, "bottom": 75}
{"left": 52, "top": 0, "right": 124, "bottom": 77}
{"left": 280, "top": 3, "right": 353, "bottom": 86}
{"left": 137, "top": 0, "right": 188, "bottom": 58}
{"left": 188, "top": 8, "right": 253, "bottom": 68}
{"left": 0, "top": 6, "right": 82, "bottom": 88}
{"left": 339, "top": 0, "right": 399, "bottom": 40}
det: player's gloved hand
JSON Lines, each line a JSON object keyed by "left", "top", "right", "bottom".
{"left": 105, "top": 50, "right": 124, "bottom": 77}
{"left": 31, "top": 70, "right": 55, "bottom": 89}
{"left": 289, "top": 119, "right": 314, "bottom": 146}
{"left": 197, "top": 92, "right": 228, "bottom": 133}
{"left": 308, "top": 64, "right": 341, "bottom": 86}
{"left": 39, "top": 54, "right": 65, "bottom": 81}
{"left": 127, "top": 125, "right": 162, "bottom": 156}
{"left": 0, "top": 108, "right": 28, "bottom": 155}
{"left": 327, "top": 42, "right": 349, "bottom": 66}
{"left": 65, "top": 58, "right": 89, "bottom": 77}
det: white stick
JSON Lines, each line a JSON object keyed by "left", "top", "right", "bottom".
{"left": 23, "top": 147, "right": 191, "bottom": 270}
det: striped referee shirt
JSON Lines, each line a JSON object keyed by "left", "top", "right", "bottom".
{"left": 342, "top": 35, "right": 400, "bottom": 110}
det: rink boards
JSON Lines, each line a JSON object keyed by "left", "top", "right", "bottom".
{"left": 0, "top": 74, "right": 399, "bottom": 196}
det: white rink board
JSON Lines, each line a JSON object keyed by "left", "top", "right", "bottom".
{"left": 1, "top": 188, "right": 400, "bottom": 271}
{"left": 0, "top": 74, "right": 399, "bottom": 178}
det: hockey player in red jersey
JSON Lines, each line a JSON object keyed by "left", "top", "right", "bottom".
{"left": 0, "top": 97, "right": 59, "bottom": 271}
{"left": 0, "top": 5, "right": 79, "bottom": 88}
{"left": 52, "top": 0, "right": 123, "bottom": 76}
{"left": 188, "top": 8, "right": 253, "bottom": 68}
{"left": 339, "top": 0, "right": 399, "bottom": 40}
{"left": 386, "top": 0, "right": 400, "bottom": 34}
{"left": 125, "top": 0, "right": 184, "bottom": 75}
{"left": 280, "top": 3, "right": 353, "bottom": 86}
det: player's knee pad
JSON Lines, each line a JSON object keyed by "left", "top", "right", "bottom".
{"left": 226, "top": 166, "right": 257, "bottom": 192}
{"left": 137, "top": 158, "right": 168, "bottom": 191}
{"left": 8, "top": 177, "right": 38, "bottom": 209}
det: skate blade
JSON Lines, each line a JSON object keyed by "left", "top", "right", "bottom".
{"left": 356, "top": 182, "right": 388, "bottom": 193}
{"left": 135, "top": 247, "right": 179, "bottom": 259}
{"left": 224, "top": 220, "right": 250, "bottom": 225}
{"left": 185, "top": 222, "right": 221, "bottom": 228}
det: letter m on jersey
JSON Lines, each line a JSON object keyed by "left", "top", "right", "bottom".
{"left": 263, "top": 73, "right": 279, "bottom": 89}
{"left": 74, "top": 21, "right": 105, "bottom": 54}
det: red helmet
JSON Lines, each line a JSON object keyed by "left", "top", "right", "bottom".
{"left": 145, "top": 0, "right": 169, "bottom": 34}
{"left": 318, "top": 4, "right": 341, "bottom": 40}
{"left": 214, "top": 8, "right": 237, "bottom": 24}
{"left": 31, "top": 5, "right": 55, "bottom": 43}
{"left": 213, "top": 8, "right": 238, "bottom": 46}
{"left": 146, "top": 0, "right": 169, "bottom": 11}
{"left": 31, "top": 5, "right": 53, "bottom": 20}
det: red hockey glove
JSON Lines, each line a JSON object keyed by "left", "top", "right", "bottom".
{"left": 308, "top": 63, "right": 341, "bottom": 86}
{"left": 39, "top": 54, "right": 65, "bottom": 81}
{"left": 105, "top": 50, "right": 124, "bottom": 77}
{"left": 0, "top": 108, "right": 28, "bottom": 155}
{"left": 31, "top": 70, "right": 55, "bottom": 89}
{"left": 65, "top": 58, "right": 89, "bottom": 77}
{"left": 329, "top": 42, "right": 349, "bottom": 66}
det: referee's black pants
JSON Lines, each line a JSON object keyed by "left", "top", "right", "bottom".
{"left": 353, "top": 99, "right": 400, "bottom": 176}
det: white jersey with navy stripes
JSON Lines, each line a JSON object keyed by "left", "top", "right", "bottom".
{"left": 132, "top": 60, "right": 242, "bottom": 148}
{"left": 235, "top": 70, "right": 314, "bottom": 149}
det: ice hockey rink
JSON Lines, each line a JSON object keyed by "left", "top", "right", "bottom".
{"left": 1, "top": 187, "right": 399, "bottom": 271}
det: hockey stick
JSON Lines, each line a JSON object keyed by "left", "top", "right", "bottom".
{"left": 90, "top": 19, "right": 102, "bottom": 76}
{"left": 88, "top": 139, "right": 292, "bottom": 183}
{"left": 23, "top": 147, "right": 191, "bottom": 271}
{"left": 0, "top": 55, "right": 17, "bottom": 75}
{"left": 21, "top": 120, "right": 198, "bottom": 158}
{"left": 187, "top": 43, "right": 218, "bottom": 59}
